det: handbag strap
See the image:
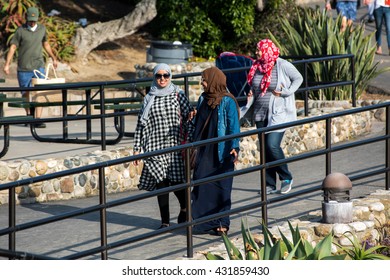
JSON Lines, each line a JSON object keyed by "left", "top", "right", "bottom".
{"left": 33, "top": 69, "right": 48, "bottom": 79}
{"left": 32, "top": 63, "right": 58, "bottom": 80}
{"left": 198, "top": 110, "right": 212, "bottom": 139}
{"left": 45, "top": 63, "right": 58, "bottom": 79}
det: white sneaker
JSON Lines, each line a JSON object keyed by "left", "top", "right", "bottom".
{"left": 280, "top": 179, "right": 293, "bottom": 194}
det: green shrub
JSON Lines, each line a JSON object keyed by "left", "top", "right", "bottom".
{"left": 336, "top": 231, "right": 390, "bottom": 260}
{"left": 234, "top": 0, "right": 303, "bottom": 56}
{"left": 0, "top": 0, "right": 39, "bottom": 45}
{"left": 268, "top": 8, "right": 390, "bottom": 101}
{"left": 148, "top": 0, "right": 256, "bottom": 59}
{"left": 41, "top": 15, "right": 77, "bottom": 62}
{"left": 205, "top": 218, "right": 390, "bottom": 260}
{"left": 205, "top": 219, "right": 346, "bottom": 260}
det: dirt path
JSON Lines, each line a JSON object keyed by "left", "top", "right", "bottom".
{"left": 64, "top": 35, "right": 149, "bottom": 82}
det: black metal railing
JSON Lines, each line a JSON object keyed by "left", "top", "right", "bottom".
{"left": 0, "top": 54, "right": 355, "bottom": 151}
{"left": 0, "top": 54, "right": 381, "bottom": 260}
{"left": 0, "top": 101, "right": 388, "bottom": 260}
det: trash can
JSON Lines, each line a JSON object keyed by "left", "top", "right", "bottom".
{"left": 146, "top": 40, "right": 193, "bottom": 64}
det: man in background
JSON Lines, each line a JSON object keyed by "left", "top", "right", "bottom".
{"left": 3, "top": 7, "right": 58, "bottom": 128}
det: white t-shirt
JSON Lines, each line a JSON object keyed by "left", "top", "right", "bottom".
{"left": 375, "top": 0, "right": 390, "bottom": 8}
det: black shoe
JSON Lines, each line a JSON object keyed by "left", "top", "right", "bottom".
{"left": 34, "top": 122, "right": 46, "bottom": 128}
{"left": 158, "top": 223, "right": 170, "bottom": 229}
{"left": 177, "top": 210, "right": 186, "bottom": 223}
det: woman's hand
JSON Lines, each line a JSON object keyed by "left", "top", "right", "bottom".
{"left": 325, "top": 2, "right": 331, "bottom": 11}
{"left": 230, "top": 149, "right": 239, "bottom": 164}
{"left": 272, "top": 83, "right": 284, "bottom": 97}
{"left": 188, "top": 109, "right": 197, "bottom": 121}
{"left": 133, "top": 151, "right": 140, "bottom": 166}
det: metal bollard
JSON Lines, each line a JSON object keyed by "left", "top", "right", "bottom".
{"left": 322, "top": 172, "right": 353, "bottom": 224}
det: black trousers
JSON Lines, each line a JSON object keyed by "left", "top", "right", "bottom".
{"left": 156, "top": 179, "right": 186, "bottom": 224}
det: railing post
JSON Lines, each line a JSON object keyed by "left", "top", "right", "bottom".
{"left": 304, "top": 62, "right": 309, "bottom": 116}
{"left": 351, "top": 56, "right": 356, "bottom": 107}
{"left": 184, "top": 76, "right": 190, "bottom": 98}
{"left": 62, "top": 89, "right": 68, "bottom": 140}
{"left": 259, "top": 131, "right": 268, "bottom": 226}
{"left": 98, "top": 167, "right": 108, "bottom": 260}
{"left": 325, "top": 118, "right": 332, "bottom": 175}
{"left": 386, "top": 105, "right": 390, "bottom": 190}
{"left": 8, "top": 186, "right": 16, "bottom": 260}
{"left": 99, "top": 85, "right": 106, "bottom": 150}
{"left": 184, "top": 148, "right": 193, "bottom": 258}
{"left": 85, "top": 89, "right": 92, "bottom": 140}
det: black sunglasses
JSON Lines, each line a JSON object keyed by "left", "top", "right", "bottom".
{"left": 155, "top": 73, "right": 170, "bottom": 79}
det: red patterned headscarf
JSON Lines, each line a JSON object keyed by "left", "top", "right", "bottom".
{"left": 247, "top": 39, "right": 280, "bottom": 96}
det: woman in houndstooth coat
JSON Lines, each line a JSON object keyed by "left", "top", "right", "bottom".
{"left": 133, "top": 63, "right": 195, "bottom": 229}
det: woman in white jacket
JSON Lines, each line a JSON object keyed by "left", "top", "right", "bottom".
{"left": 247, "top": 39, "right": 303, "bottom": 195}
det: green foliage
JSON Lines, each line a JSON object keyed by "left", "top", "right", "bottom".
{"left": 234, "top": 0, "right": 302, "bottom": 57}
{"left": 205, "top": 218, "right": 346, "bottom": 260}
{"left": 0, "top": 0, "right": 76, "bottom": 62}
{"left": 335, "top": 231, "right": 390, "bottom": 260}
{"left": 149, "top": 0, "right": 256, "bottom": 59}
{"left": 41, "top": 16, "right": 77, "bottom": 62}
{"left": 267, "top": 8, "right": 390, "bottom": 101}
{"left": 0, "top": 0, "right": 39, "bottom": 45}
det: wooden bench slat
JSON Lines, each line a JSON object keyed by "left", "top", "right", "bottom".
{"left": 94, "top": 103, "right": 142, "bottom": 110}
{"left": 7, "top": 97, "right": 143, "bottom": 108}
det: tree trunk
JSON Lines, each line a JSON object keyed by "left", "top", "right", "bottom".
{"left": 73, "top": 0, "right": 157, "bottom": 62}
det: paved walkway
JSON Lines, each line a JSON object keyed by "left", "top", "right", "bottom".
{"left": 0, "top": 2, "right": 389, "bottom": 260}
{"left": 0, "top": 129, "right": 386, "bottom": 259}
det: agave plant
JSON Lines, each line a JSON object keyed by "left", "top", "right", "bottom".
{"left": 335, "top": 231, "right": 390, "bottom": 260}
{"left": 268, "top": 7, "right": 390, "bottom": 101}
{"left": 41, "top": 16, "right": 77, "bottom": 62}
{"left": 205, "top": 218, "right": 346, "bottom": 260}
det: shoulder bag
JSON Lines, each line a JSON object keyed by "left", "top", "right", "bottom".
{"left": 189, "top": 110, "right": 212, "bottom": 169}
{"left": 31, "top": 63, "right": 66, "bottom": 85}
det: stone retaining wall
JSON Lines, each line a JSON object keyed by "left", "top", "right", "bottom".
{"left": 0, "top": 99, "right": 385, "bottom": 205}
{"left": 185, "top": 190, "right": 390, "bottom": 260}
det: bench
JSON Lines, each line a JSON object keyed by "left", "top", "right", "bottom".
{"left": 0, "top": 91, "right": 33, "bottom": 158}
{"left": 0, "top": 115, "right": 34, "bottom": 158}
{"left": 7, "top": 97, "right": 142, "bottom": 111}
{"left": 6, "top": 96, "right": 143, "bottom": 146}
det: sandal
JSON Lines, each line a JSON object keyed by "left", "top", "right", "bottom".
{"left": 177, "top": 209, "right": 187, "bottom": 224}
{"left": 213, "top": 227, "right": 229, "bottom": 236}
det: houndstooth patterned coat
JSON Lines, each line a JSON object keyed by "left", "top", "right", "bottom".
{"left": 133, "top": 90, "right": 193, "bottom": 191}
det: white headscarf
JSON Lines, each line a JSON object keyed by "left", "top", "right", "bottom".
{"left": 140, "top": 63, "right": 179, "bottom": 125}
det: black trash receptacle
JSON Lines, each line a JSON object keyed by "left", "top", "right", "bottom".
{"left": 146, "top": 40, "right": 192, "bottom": 64}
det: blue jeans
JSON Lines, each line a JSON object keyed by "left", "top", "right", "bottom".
{"left": 256, "top": 121, "right": 293, "bottom": 188}
{"left": 17, "top": 67, "right": 45, "bottom": 95}
{"left": 374, "top": 6, "right": 390, "bottom": 49}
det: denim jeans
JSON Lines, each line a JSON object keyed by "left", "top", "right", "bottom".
{"left": 17, "top": 67, "right": 45, "bottom": 95}
{"left": 374, "top": 6, "right": 390, "bottom": 49}
{"left": 256, "top": 121, "right": 293, "bottom": 188}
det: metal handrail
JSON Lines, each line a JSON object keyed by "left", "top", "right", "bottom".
{"left": 0, "top": 54, "right": 378, "bottom": 259}
{"left": 0, "top": 101, "right": 389, "bottom": 260}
